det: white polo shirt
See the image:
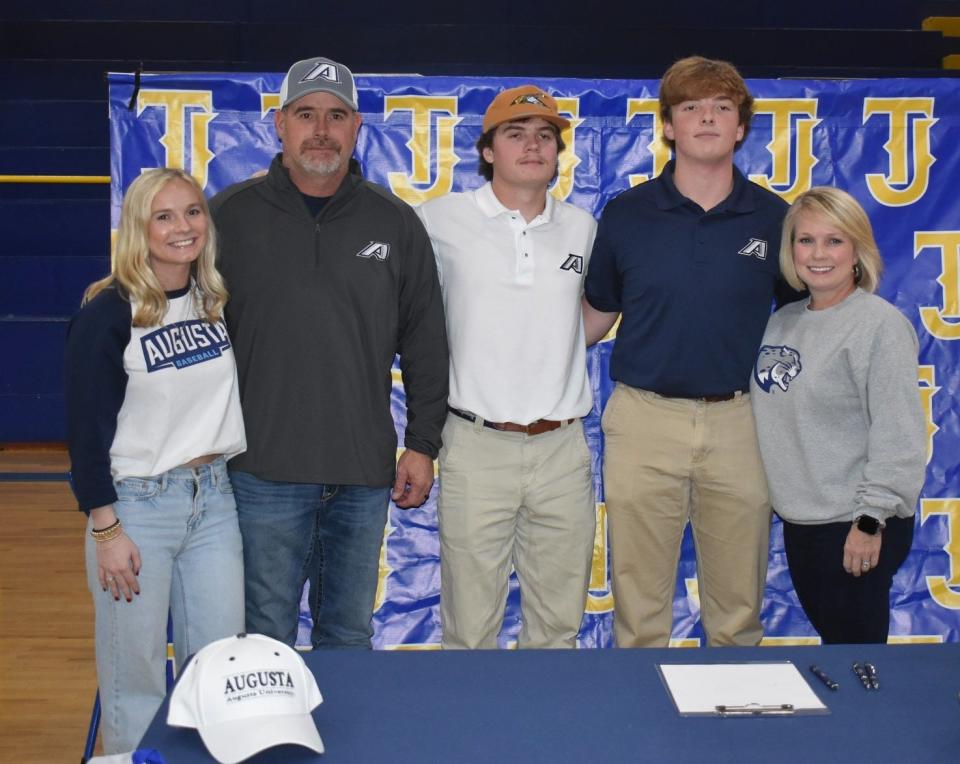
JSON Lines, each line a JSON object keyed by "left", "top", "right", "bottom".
{"left": 417, "top": 182, "right": 596, "bottom": 424}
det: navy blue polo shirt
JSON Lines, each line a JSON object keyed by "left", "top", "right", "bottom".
{"left": 585, "top": 161, "right": 791, "bottom": 398}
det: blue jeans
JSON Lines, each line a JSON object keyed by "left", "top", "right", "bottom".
{"left": 230, "top": 471, "right": 389, "bottom": 649}
{"left": 85, "top": 457, "right": 244, "bottom": 754}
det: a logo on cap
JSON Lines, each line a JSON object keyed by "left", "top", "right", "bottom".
{"left": 223, "top": 669, "right": 296, "bottom": 702}
{"left": 300, "top": 61, "right": 341, "bottom": 85}
{"left": 512, "top": 93, "right": 548, "bottom": 108}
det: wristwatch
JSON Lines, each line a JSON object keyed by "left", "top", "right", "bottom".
{"left": 855, "top": 515, "right": 882, "bottom": 535}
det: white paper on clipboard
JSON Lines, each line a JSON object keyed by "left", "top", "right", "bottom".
{"left": 657, "top": 661, "right": 829, "bottom": 716}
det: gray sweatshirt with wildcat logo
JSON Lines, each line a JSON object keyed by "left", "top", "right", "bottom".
{"left": 749, "top": 288, "right": 925, "bottom": 526}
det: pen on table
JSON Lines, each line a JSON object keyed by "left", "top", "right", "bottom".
{"left": 809, "top": 664, "right": 839, "bottom": 691}
{"left": 863, "top": 661, "right": 880, "bottom": 690}
{"left": 852, "top": 662, "right": 872, "bottom": 690}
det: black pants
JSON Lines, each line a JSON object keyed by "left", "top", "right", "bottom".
{"left": 782, "top": 516, "right": 914, "bottom": 644}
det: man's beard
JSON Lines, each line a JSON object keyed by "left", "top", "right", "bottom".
{"left": 295, "top": 141, "right": 343, "bottom": 177}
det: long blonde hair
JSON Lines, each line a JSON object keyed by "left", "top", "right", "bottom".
{"left": 84, "top": 168, "right": 228, "bottom": 326}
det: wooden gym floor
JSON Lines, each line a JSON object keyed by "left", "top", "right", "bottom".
{"left": 0, "top": 444, "right": 100, "bottom": 762}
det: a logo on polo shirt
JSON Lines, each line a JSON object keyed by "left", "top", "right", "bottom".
{"left": 754, "top": 345, "right": 802, "bottom": 392}
{"left": 356, "top": 241, "right": 390, "bottom": 261}
{"left": 560, "top": 254, "right": 583, "bottom": 274}
{"left": 300, "top": 61, "right": 341, "bottom": 85}
{"left": 738, "top": 238, "right": 768, "bottom": 260}
{"left": 141, "top": 320, "right": 231, "bottom": 373}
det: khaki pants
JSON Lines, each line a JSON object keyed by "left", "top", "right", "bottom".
{"left": 602, "top": 385, "right": 771, "bottom": 647}
{"left": 438, "top": 413, "right": 596, "bottom": 649}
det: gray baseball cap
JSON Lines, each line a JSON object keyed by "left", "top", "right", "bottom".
{"left": 279, "top": 57, "right": 359, "bottom": 111}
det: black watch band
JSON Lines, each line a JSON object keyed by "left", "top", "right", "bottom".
{"left": 856, "top": 515, "right": 882, "bottom": 535}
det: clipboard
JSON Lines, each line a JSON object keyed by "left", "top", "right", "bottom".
{"left": 657, "top": 661, "right": 829, "bottom": 717}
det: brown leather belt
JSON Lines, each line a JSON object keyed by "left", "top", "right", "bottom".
{"left": 447, "top": 406, "right": 575, "bottom": 436}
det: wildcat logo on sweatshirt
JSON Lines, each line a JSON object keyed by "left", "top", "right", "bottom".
{"left": 141, "top": 320, "right": 231, "bottom": 372}
{"left": 754, "top": 345, "right": 802, "bottom": 392}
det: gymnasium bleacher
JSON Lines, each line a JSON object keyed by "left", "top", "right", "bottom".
{"left": 2, "top": 0, "right": 960, "bottom": 443}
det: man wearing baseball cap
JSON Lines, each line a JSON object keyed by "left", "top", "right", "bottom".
{"left": 211, "top": 57, "right": 448, "bottom": 649}
{"left": 417, "top": 85, "right": 597, "bottom": 649}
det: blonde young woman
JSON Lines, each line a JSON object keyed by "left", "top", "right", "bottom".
{"left": 65, "top": 168, "right": 246, "bottom": 752}
{"left": 750, "top": 186, "right": 925, "bottom": 644}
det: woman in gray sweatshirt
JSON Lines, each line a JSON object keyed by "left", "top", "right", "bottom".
{"left": 750, "top": 186, "right": 925, "bottom": 644}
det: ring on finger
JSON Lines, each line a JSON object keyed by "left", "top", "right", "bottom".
{"left": 861, "top": 561, "right": 871, "bottom": 570}
{"left": 106, "top": 575, "right": 116, "bottom": 582}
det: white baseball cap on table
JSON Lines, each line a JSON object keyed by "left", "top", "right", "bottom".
{"left": 167, "top": 633, "right": 324, "bottom": 763}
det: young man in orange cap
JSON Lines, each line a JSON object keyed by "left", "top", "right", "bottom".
{"left": 417, "top": 86, "right": 597, "bottom": 649}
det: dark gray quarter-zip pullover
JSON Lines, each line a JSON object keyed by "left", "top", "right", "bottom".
{"left": 211, "top": 154, "right": 449, "bottom": 486}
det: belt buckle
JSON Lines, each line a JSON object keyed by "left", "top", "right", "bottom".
{"left": 525, "top": 418, "right": 569, "bottom": 436}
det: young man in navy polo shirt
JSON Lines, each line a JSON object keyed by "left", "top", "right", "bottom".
{"left": 583, "top": 57, "right": 796, "bottom": 647}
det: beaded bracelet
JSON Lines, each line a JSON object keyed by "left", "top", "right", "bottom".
{"left": 90, "top": 518, "right": 124, "bottom": 543}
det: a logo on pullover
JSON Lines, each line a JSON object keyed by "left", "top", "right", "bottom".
{"left": 356, "top": 241, "right": 390, "bottom": 261}
{"left": 141, "top": 320, "right": 231, "bottom": 372}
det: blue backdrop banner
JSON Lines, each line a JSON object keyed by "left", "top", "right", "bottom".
{"left": 109, "top": 72, "right": 960, "bottom": 648}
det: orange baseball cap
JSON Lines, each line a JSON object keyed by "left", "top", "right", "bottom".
{"left": 482, "top": 85, "right": 570, "bottom": 133}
